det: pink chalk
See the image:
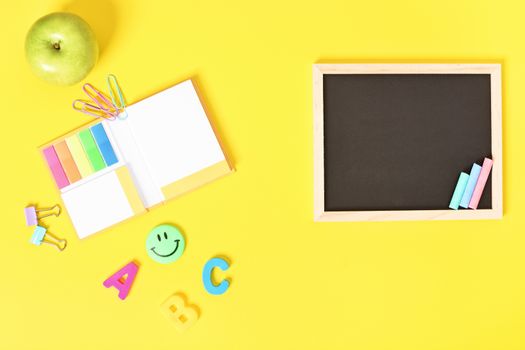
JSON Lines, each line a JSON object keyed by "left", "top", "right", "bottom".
{"left": 468, "top": 158, "right": 493, "bottom": 209}
{"left": 103, "top": 261, "right": 139, "bottom": 300}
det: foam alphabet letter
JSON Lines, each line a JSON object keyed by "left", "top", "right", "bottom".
{"left": 161, "top": 294, "right": 199, "bottom": 331}
{"left": 202, "top": 257, "right": 230, "bottom": 295}
{"left": 103, "top": 261, "right": 139, "bottom": 300}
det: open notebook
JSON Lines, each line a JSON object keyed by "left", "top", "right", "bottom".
{"left": 41, "top": 80, "right": 232, "bottom": 238}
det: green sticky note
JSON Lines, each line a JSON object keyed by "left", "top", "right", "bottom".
{"left": 78, "top": 129, "right": 106, "bottom": 171}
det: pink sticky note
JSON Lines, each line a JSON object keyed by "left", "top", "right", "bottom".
{"left": 468, "top": 158, "right": 493, "bottom": 209}
{"left": 43, "top": 146, "right": 70, "bottom": 189}
{"left": 103, "top": 261, "right": 139, "bottom": 300}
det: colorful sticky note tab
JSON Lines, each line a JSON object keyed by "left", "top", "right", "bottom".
{"left": 90, "top": 123, "right": 118, "bottom": 166}
{"left": 43, "top": 146, "right": 70, "bottom": 189}
{"left": 79, "top": 129, "right": 106, "bottom": 171}
{"left": 469, "top": 158, "right": 493, "bottom": 210}
{"left": 66, "top": 135, "right": 94, "bottom": 177}
{"left": 449, "top": 172, "right": 469, "bottom": 210}
{"left": 459, "top": 163, "right": 482, "bottom": 208}
{"left": 54, "top": 140, "right": 82, "bottom": 183}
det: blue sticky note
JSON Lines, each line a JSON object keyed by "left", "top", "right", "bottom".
{"left": 449, "top": 172, "right": 470, "bottom": 210}
{"left": 90, "top": 123, "right": 118, "bottom": 166}
{"left": 459, "top": 163, "right": 482, "bottom": 208}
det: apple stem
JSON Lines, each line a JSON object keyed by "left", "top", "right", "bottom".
{"left": 53, "top": 42, "right": 60, "bottom": 50}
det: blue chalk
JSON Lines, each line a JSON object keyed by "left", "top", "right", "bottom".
{"left": 459, "top": 163, "right": 482, "bottom": 208}
{"left": 449, "top": 172, "right": 470, "bottom": 210}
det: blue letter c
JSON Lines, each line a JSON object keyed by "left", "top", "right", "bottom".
{"left": 202, "top": 257, "right": 230, "bottom": 295}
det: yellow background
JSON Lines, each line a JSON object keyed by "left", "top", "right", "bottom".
{"left": 1, "top": 0, "right": 523, "bottom": 349}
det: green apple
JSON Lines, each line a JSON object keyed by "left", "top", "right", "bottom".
{"left": 25, "top": 12, "right": 98, "bottom": 86}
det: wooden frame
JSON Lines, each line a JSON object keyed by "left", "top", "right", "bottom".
{"left": 313, "top": 64, "right": 503, "bottom": 222}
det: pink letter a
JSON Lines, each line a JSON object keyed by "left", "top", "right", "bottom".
{"left": 103, "top": 261, "right": 139, "bottom": 300}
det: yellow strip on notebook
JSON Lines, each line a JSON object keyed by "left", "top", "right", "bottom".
{"left": 65, "top": 135, "right": 94, "bottom": 177}
{"left": 161, "top": 160, "right": 232, "bottom": 200}
{"left": 116, "top": 167, "right": 146, "bottom": 215}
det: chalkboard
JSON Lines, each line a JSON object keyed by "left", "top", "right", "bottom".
{"left": 313, "top": 64, "right": 502, "bottom": 221}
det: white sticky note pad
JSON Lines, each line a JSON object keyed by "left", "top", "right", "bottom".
{"left": 124, "top": 80, "right": 225, "bottom": 188}
{"left": 61, "top": 169, "right": 134, "bottom": 239}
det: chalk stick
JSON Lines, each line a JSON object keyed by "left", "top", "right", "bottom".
{"left": 469, "top": 158, "right": 493, "bottom": 209}
{"left": 43, "top": 146, "right": 70, "bottom": 189}
{"left": 459, "top": 163, "right": 482, "bottom": 208}
{"left": 449, "top": 172, "right": 469, "bottom": 210}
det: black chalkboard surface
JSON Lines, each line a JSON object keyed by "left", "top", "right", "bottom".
{"left": 313, "top": 64, "right": 502, "bottom": 221}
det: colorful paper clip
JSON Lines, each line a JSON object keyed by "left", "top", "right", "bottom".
{"left": 73, "top": 83, "right": 118, "bottom": 120}
{"left": 73, "top": 75, "right": 127, "bottom": 121}
{"left": 84, "top": 83, "right": 120, "bottom": 116}
{"left": 107, "top": 74, "right": 128, "bottom": 120}
{"left": 24, "top": 204, "right": 61, "bottom": 226}
{"left": 73, "top": 99, "right": 116, "bottom": 120}
{"left": 30, "top": 225, "right": 67, "bottom": 251}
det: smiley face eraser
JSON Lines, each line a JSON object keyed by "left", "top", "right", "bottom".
{"left": 146, "top": 224, "right": 185, "bottom": 264}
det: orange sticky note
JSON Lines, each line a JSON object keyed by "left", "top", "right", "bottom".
{"left": 54, "top": 140, "right": 82, "bottom": 183}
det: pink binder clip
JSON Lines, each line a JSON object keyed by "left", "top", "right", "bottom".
{"left": 24, "top": 204, "right": 60, "bottom": 226}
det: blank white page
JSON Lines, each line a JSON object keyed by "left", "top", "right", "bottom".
{"left": 124, "top": 80, "right": 226, "bottom": 188}
{"left": 61, "top": 169, "right": 134, "bottom": 239}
